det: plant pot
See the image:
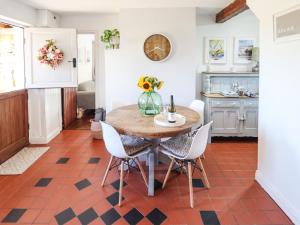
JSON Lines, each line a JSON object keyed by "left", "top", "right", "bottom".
{"left": 138, "top": 91, "right": 162, "bottom": 116}
{"left": 110, "top": 36, "right": 120, "bottom": 49}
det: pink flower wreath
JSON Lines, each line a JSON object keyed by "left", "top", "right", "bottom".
{"left": 38, "top": 39, "right": 64, "bottom": 69}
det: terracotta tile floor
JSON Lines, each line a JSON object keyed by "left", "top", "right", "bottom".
{"left": 0, "top": 130, "right": 293, "bottom": 225}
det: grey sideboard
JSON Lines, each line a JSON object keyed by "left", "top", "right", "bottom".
{"left": 202, "top": 94, "right": 258, "bottom": 139}
{"left": 200, "top": 72, "right": 259, "bottom": 141}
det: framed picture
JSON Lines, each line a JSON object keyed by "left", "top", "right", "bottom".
{"left": 234, "top": 37, "right": 256, "bottom": 64}
{"left": 205, "top": 37, "right": 227, "bottom": 64}
{"left": 274, "top": 4, "right": 300, "bottom": 43}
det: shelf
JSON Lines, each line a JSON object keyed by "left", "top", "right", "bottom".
{"left": 202, "top": 72, "right": 259, "bottom": 77}
{"left": 201, "top": 92, "right": 259, "bottom": 99}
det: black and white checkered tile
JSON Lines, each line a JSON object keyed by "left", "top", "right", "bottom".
{"left": 56, "top": 157, "right": 70, "bottom": 164}
{"left": 192, "top": 178, "right": 205, "bottom": 188}
{"left": 0, "top": 158, "right": 222, "bottom": 225}
{"left": 54, "top": 206, "right": 168, "bottom": 225}
{"left": 1, "top": 208, "right": 27, "bottom": 223}
{"left": 74, "top": 178, "right": 92, "bottom": 190}
{"left": 35, "top": 177, "right": 53, "bottom": 187}
{"left": 88, "top": 157, "right": 101, "bottom": 164}
{"left": 200, "top": 211, "right": 221, "bottom": 225}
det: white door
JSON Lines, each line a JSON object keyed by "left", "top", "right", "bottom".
{"left": 25, "top": 28, "right": 77, "bottom": 88}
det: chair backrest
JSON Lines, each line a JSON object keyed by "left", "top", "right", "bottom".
{"left": 184, "top": 121, "right": 213, "bottom": 160}
{"left": 189, "top": 100, "right": 205, "bottom": 126}
{"left": 100, "top": 121, "right": 128, "bottom": 158}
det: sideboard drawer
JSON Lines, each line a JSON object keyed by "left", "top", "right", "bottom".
{"left": 243, "top": 100, "right": 258, "bottom": 107}
{"left": 211, "top": 100, "right": 240, "bottom": 108}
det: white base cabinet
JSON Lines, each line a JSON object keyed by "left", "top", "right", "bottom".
{"left": 202, "top": 96, "right": 258, "bottom": 140}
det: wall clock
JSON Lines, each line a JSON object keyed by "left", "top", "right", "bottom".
{"left": 143, "top": 34, "right": 172, "bottom": 61}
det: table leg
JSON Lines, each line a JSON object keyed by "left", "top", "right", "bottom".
{"left": 148, "top": 151, "right": 155, "bottom": 196}
{"left": 147, "top": 138, "right": 160, "bottom": 196}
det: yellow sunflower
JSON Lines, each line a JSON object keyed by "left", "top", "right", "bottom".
{"left": 138, "top": 76, "right": 145, "bottom": 88}
{"left": 157, "top": 81, "right": 164, "bottom": 90}
{"left": 142, "top": 81, "right": 153, "bottom": 92}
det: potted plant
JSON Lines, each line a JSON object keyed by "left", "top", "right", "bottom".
{"left": 137, "top": 76, "right": 164, "bottom": 116}
{"left": 100, "top": 29, "right": 120, "bottom": 49}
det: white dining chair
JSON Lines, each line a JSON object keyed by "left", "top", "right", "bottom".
{"left": 189, "top": 99, "right": 205, "bottom": 129}
{"left": 100, "top": 121, "right": 151, "bottom": 206}
{"left": 160, "top": 121, "right": 213, "bottom": 208}
{"left": 189, "top": 99, "right": 206, "bottom": 159}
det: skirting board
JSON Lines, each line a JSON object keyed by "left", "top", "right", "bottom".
{"left": 255, "top": 170, "right": 300, "bottom": 224}
{"left": 29, "top": 128, "right": 61, "bottom": 144}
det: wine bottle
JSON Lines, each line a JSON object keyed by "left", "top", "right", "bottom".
{"left": 168, "top": 95, "right": 176, "bottom": 123}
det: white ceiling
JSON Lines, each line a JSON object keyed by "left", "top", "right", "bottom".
{"left": 18, "top": 0, "right": 233, "bottom": 14}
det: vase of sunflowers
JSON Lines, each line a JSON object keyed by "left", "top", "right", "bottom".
{"left": 137, "top": 76, "right": 163, "bottom": 116}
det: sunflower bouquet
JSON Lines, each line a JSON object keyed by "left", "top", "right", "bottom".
{"left": 137, "top": 76, "right": 163, "bottom": 115}
{"left": 138, "top": 76, "right": 164, "bottom": 92}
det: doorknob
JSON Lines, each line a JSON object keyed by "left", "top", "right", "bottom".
{"left": 68, "top": 58, "right": 76, "bottom": 68}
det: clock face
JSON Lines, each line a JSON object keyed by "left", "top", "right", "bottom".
{"left": 143, "top": 34, "right": 171, "bottom": 61}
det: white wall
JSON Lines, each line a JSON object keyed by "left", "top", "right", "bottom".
{"left": 248, "top": 1, "right": 300, "bottom": 224}
{"left": 196, "top": 10, "right": 259, "bottom": 98}
{"left": 0, "top": 0, "right": 37, "bottom": 26}
{"left": 196, "top": 10, "right": 259, "bottom": 72}
{"left": 105, "top": 8, "right": 197, "bottom": 112}
{"left": 60, "top": 14, "right": 119, "bottom": 108}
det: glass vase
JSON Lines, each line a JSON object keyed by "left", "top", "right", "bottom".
{"left": 138, "top": 91, "right": 162, "bottom": 116}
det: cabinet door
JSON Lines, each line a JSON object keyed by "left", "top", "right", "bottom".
{"left": 243, "top": 107, "right": 258, "bottom": 136}
{"left": 211, "top": 108, "right": 241, "bottom": 134}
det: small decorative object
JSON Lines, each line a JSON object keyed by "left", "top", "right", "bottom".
{"left": 252, "top": 47, "right": 260, "bottom": 72}
{"left": 205, "top": 37, "right": 227, "bottom": 64}
{"left": 94, "top": 108, "right": 106, "bottom": 122}
{"left": 77, "top": 108, "right": 85, "bottom": 119}
{"left": 90, "top": 120, "right": 103, "bottom": 140}
{"left": 143, "top": 34, "right": 172, "bottom": 61}
{"left": 234, "top": 37, "right": 256, "bottom": 64}
{"left": 154, "top": 113, "right": 186, "bottom": 127}
{"left": 100, "top": 29, "right": 120, "bottom": 49}
{"left": 274, "top": 5, "right": 300, "bottom": 43}
{"left": 38, "top": 39, "right": 64, "bottom": 69}
{"left": 137, "top": 76, "right": 163, "bottom": 116}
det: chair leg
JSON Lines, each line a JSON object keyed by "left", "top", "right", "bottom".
{"left": 198, "top": 157, "right": 210, "bottom": 188}
{"left": 119, "top": 160, "right": 124, "bottom": 207}
{"left": 135, "top": 158, "right": 148, "bottom": 188}
{"left": 201, "top": 152, "right": 205, "bottom": 159}
{"left": 162, "top": 158, "right": 175, "bottom": 189}
{"left": 101, "top": 155, "right": 114, "bottom": 186}
{"left": 188, "top": 161, "right": 194, "bottom": 208}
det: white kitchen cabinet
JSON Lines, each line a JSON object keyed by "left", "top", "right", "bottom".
{"left": 243, "top": 100, "right": 259, "bottom": 136}
{"left": 210, "top": 105, "right": 240, "bottom": 134}
{"left": 203, "top": 96, "right": 258, "bottom": 141}
{"left": 28, "top": 88, "right": 62, "bottom": 144}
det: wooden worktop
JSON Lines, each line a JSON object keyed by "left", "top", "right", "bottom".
{"left": 202, "top": 92, "right": 259, "bottom": 99}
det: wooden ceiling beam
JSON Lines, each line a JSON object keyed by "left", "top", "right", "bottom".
{"left": 0, "top": 23, "right": 13, "bottom": 28}
{"left": 216, "top": 0, "right": 249, "bottom": 23}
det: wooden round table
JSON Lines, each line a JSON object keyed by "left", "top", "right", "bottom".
{"left": 106, "top": 104, "right": 200, "bottom": 196}
{"left": 106, "top": 105, "right": 200, "bottom": 139}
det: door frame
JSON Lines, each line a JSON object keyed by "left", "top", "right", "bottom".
{"left": 77, "top": 30, "right": 99, "bottom": 108}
